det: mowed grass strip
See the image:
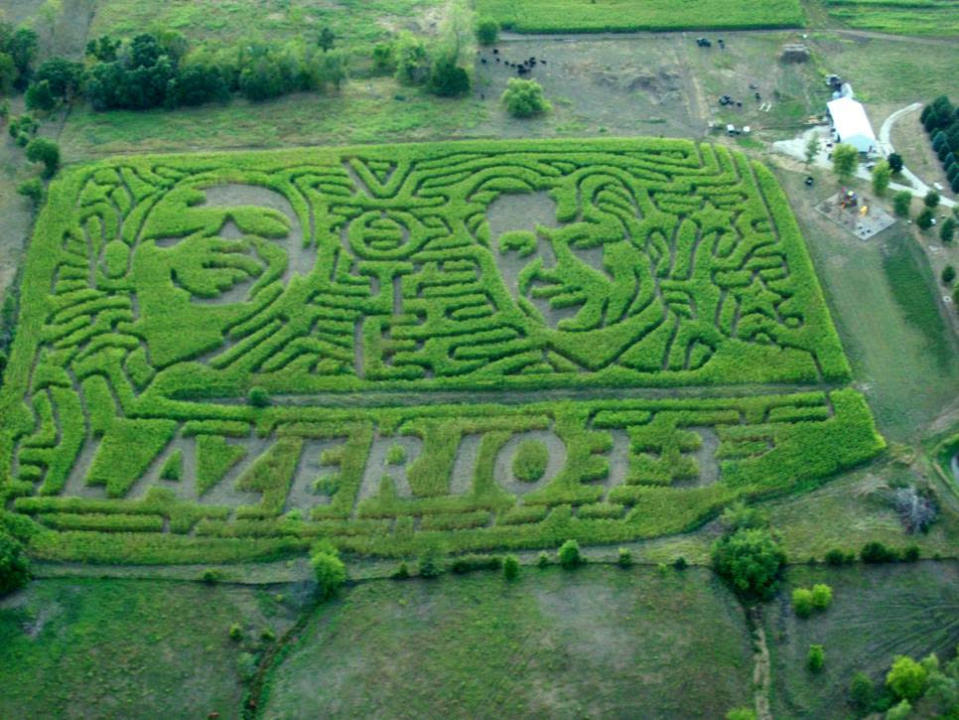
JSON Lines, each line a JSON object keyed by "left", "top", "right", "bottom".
{"left": 476, "top": 0, "right": 804, "bottom": 32}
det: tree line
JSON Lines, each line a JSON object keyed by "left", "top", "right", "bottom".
{"left": 922, "top": 95, "right": 959, "bottom": 194}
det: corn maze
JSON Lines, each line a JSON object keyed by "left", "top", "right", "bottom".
{"left": 0, "top": 138, "right": 884, "bottom": 563}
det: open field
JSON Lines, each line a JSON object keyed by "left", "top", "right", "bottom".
{"left": 476, "top": 0, "right": 804, "bottom": 33}
{"left": 0, "top": 577, "right": 307, "bottom": 720}
{"left": 261, "top": 565, "right": 754, "bottom": 720}
{"left": 0, "top": 138, "right": 882, "bottom": 563}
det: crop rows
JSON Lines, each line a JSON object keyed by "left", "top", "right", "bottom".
{"left": 0, "top": 138, "right": 881, "bottom": 562}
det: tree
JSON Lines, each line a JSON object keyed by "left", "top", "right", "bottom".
{"left": 807, "top": 644, "right": 825, "bottom": 673}
{"left": 477, "top": 17, "right": 499, "bottom": 45}
{"left": 886, "top": 699, "right": 912, "bottom": 720}
{"left": 16, "top": 177, "right": 44, "bottom": 207}
{"left": 372, "top": 43, "right": 395, "bottom": 75}
{"left": 85, "top": 35, "right": 120, "bottom": 62}
{"left": 804, "top": 134, "right": 820, "bottom": 165}
{"left": 871, "top": 160, "right": 891, "bottom": 196}
{"left": 394, "top": 33, "right": 430, "bottom": 86}
{"left": 0, "top": 52, "right": 16, "bottom": 95}
{"left": 9, "top": 27, "right": 38, "bottom": 88}
{"left": 832, "top": 143, "right": 859, "bottom": 182}
{"left": 318, "top": 27, "right": 336, "bottom": 53}
{"left": 502, "top": 77, "right": 551, "bottom": 118}
{"left": 941, "top": 217, "right": 956, "bottom": 244}
{"left": 25, "top": 79, "right": 55, "bottom": 112}
{"left": 893, "top": 191, "right": 913, "bottom": 218}
{"left": 888, "top": 152, "right": 904, "bottom": 174}
{"left": 711, "top": 528, "right": 786, "bottom": 601}
{"left": 887, "top": 655, "right": 929, "bottom": 701}
{"left": 917, "top": 207, "right": 934, "bottom": 230}
{"left": 429, "top": 53, "right": 470, "bottom": 97}
{"left": 943, "top": 265, "right": 956, "bottom": 285}
{"left": 310, "top": 548, "right": 346, "bottom": 600}
{"left": 792, "top": 587, "right": 814, "bottom": 617}
{"left": 558, "top": 539, "right": 582, "bottom": 569}
{"left": 25, "top": 137, "right": 59, "bottom": 178}
{"left": 33, "top": 57, "right": 85, "bottom": 100}
{"left": 850, "top": 671, "right": 874, "bottom": 713}
{"left": 0, "top": 531, "right": 30, "bottom": 597}
{"left": 503, "top": 554, "right": 519, "bottom": 580}
{"left": 925, "top": 189, "right": 941, "bottom": 208}
{"left": 811, "top": 583, "right": 833, "bottom": 610}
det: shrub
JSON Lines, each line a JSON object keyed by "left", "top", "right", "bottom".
{"left": 418, "top": 547, "right": 441, "bottom": 578}
{"left": 0, "top": 531, "right": 30, "bottom": 597}
{"left": 311, "top": 548, "right": 347, "bottom": 599}
{"left": 25, "top": 137, "right": 59, "bottom": 178}
{"left": 850, "top": 671, "right": 874, "bottom": 713}
{"left": 386, "top": 444, "right": 407, "bottom": 465}
{"left": 512, "top": 439, "right": 549, "bottom": 482}
{"left": 392, "top": 561, "right": 410, "bottom": 579}
{"left": 16, "top": 177, "right": 44, "bottom": 208}
{"left": 886, "top": 699, "right": 911, "bottom": 720}
{"left": 861, "top": 541, "right": 899, "bottom": 563}
{"left": 940, "top": 217, "right": 956, "bottom": 244}
{"left": 260, "top": 627, "right": 276, "bottom": 642}
{"left": 902, "top": 545, "right": 920, "bottom": 562}
{"left": 712, "top": 528, "right": 786, "bottom": 601}
{"left": 477, "top": 18, "right": 499, "bottom": 45}
{"left": 201, "top": 568, "right": 222, "bottom": 584}
{"left": 807, "top": 644, "right": 825, "bottom": 673}
{"left": 792, "top": 587, "right": 814, "bottom": 618}
{"left": 558, "top": 538, "right": 582, "bottom": 569}
{"left": 720, "top": 501, "right": 766, "bottom": 532}
{"left": 503, "top": 554, "right": 519, "bottom": 580}
{"left": 617, "top": 547, "right": 632, "bottom": 568}
{"left": 916, "top": 208, "right": 934, "bottom": 230}
{"left": 725, "top": 709, "right": 757, "bottom": 720}
{"left": 886, "top": 655, "right": 928, "bottom": 701}
{"left": 229, "top": 622, "right": 243, "bottom": 641}
{"left": 537, "top": 551, "right": 550, "bottom": 568}
{"left": 924, "top": 190, "right": 940, "bottom": 208}
{"left": 248, "top": 386, "right": 270, "bottom": 407}
{"left": 502, "top": 77, "right": 550, "bottom": 118}
{"left": 811, "top": 583, "right": 833, "bottom": 610}
{"left": 449, "top": 554, "right": 502, "bottom": 574}
{"left": 893, "top": 191, "right": 912, "bottom": 218}
{"left": 673, "top": 556, "right": 688, "bottom": 571}
{"left": 824, "top": 548, "right": 853, "bottom": 566}
{"left": 888, "top": 153, "right": 904, "bottom": 174}
{"left": 372, "top": 43, "right": 395, "bottom": 74}
{"left": 429, "top": 53, "right": 470, "bottom": 97}
{"left": 944, "top": 266, "right": 956, "bottom": 285}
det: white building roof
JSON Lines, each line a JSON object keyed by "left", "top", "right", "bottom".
{"left": 827, "top": 97, "right": 876, "bottom": 153}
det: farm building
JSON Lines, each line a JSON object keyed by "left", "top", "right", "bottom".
{"left": 826, "top": 97, "right": 877, "bottom": 154}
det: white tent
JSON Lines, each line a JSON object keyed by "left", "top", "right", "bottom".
{"left": 826, "top": 97, "right": 877, "bottom": 154}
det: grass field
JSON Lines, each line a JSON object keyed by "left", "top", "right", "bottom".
{"left": 822, "top": 0, "right": 959, "bottom": 36}
{"left": 261, "top": 565, "right": 754, "bottom": 719}
{"left": 767, "top": 561, "right": 959, "bottom": 718}
{"left": 0, "top": 577, "right": 306, "bottom": 720}
{"left": 475, "top": 0, "right": 805, "bottom": 32}
{"left": 0, "top": 138, "right": 882, "bottom": 563}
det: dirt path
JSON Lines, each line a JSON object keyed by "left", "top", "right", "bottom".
{"left": 748, "top": 605, "right": 773, "bottom": 720}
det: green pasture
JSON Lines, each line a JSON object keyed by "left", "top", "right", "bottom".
{"left": 0, "top": 577, "right": 304, "bottom": 720}
{"left": 475, "top": 0, "right": 805, "bottom": 32}
{"left": 261, "top": 565, "right": 753, "bottom": 719}
{"left": 0, "top": 138, "right": 882, "bottom": 563}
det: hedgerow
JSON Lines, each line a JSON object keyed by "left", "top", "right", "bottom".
{"left": 0, "top": 138, "right": 881, "bottom": 563}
